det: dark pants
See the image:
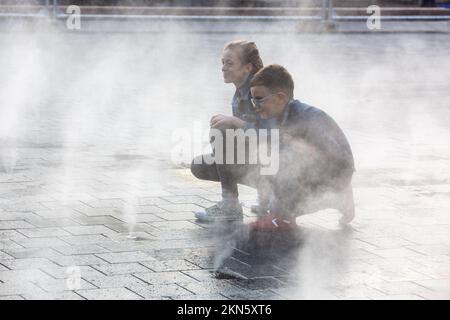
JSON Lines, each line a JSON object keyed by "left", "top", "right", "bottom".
{"left": 191, "top": 128, "right": 263, "bottom": 200}
{"left": 190, "top": 129, "right": 353, "bottom": 216}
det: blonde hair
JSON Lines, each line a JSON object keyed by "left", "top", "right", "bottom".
{"left": 224, "top": 40, "right": 264, "bottom": 75}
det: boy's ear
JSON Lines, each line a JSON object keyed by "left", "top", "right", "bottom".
{"left": 277, "top": 91, "right": 290, "bottom": 103}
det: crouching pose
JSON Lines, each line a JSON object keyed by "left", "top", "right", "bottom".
{"left": 192, "top": 64, "right": 355, "bottom": 231}
{"left": 191, "top": 40, "right": 274, "bottom": 222}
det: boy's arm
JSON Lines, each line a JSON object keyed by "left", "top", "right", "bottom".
{"left": 289, "top": 113, "right": 349, "bottom": 167}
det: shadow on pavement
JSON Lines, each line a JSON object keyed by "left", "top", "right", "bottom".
{"left": 208, "top": 221, "right": 354, "bottom": 288}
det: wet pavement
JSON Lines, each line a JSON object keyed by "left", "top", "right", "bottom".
{"left": 0, "top": 29, "right": 449, "bottom": 299}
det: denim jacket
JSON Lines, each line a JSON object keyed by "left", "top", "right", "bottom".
{"left": 231, "top": 75, "right": 277, "bottom": 130}
{"left": 277, "top": 99, "right": 355, "bottom": 174}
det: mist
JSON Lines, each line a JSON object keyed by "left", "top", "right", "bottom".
{"left": 0, "top": 13, "right": 449, "bottom": 298}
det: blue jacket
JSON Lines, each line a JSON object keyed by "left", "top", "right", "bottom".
{"left": 231, "top": 75, "right": 277, "bottom": 130}
{"left": 278, "top": 99, "right": 355, "bottom": 175}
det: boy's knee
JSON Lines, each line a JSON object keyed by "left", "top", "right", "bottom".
{"left": 190, "top": 156, "right": 203, "bottom": 179}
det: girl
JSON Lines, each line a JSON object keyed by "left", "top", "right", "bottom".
{"left": 192, "top": 40, "right": 272, "bottom": 222}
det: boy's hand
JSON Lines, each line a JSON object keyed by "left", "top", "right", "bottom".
{"left": 210, "top": 114, "right": 245, "bottom": 129}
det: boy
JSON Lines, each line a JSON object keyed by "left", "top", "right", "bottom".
{"left": 193, "top": 63, "right": 355, "bottom": 230}
{"left": 247, "top": 64, "right": 355, "bottom": 230}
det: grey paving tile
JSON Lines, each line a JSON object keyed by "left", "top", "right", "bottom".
{"left": 414, "top": 278, "right": 450, "bottom": 293}
{"left": 139, "top": 259, "right": 199, "bottom": 272}
{"left": 135, "top": 197, "right": 172, "bottom": 207}
{"left": 70, "top": 216, "right": 124, "bottom": 226}
{"left": 91, "top": 262, "right": 151, "bottom": 276}
{"left": 0, "top": 264, "right": 9, "bottom": 271}
{"left": 111, "top": 213, "right": 164, "bottom": 223}
{"left": 127, "top": 282, "right": 194, "bottom": 298}
{"left": 133, "top": 271, "right": 198, "bottom": 285}
{"left": 156, "top": 203, "right": 205, "bottom": 213}
{"left": 414, "top": 291, "right": 450, "bottom": 300}
{"left": 179, "top": 280, "right": 247, "bottom": 296}
{"left": 52, "top": 244, "right": 110, "bottom": 256}
{"left": 367, "top": 247, "right": 427, "bottom": 259}
{"left": 335, "top": 285, "right": 388, "bottom": 300}
{"left": 95, "top": 251, "right": 157, "bottom": 264}
{"left": 0, "top": 221, "right": 35, "bottom": 230}
{"left": 0, "top": 230, "right": 28, "bottom": 240}
{"left": 134, "top": 205, "right": 168, "bottom": 214}
{"left": 0, "top": 251, "right": 13, "bottom": 260}
{"left": 229, "top": 278, "right": 286, "bottom": 291}
{"left": 406, "top": 244, "right": 450, "bottom": 256}
{"left": 223, "top": 289, "right": 285, "bottom": 300}
{"left": 0, "top": 212, "right": 40, "bottom": 221}
{"left": 0, "top": 269, "right": 55, "bottom": 283}
{"left": 22, "top": 290, "right": 86, "bottom": 300}
{"left": 148, "top": 228, "right": 209, "bottom": 240}
{"left": 0, "top": 240, "right": 24, "bottom": 251}
{"left": 0, "top": 295, "right": 25, "bottom": 300}
{"left": 30, "top": 209, "right": 82, "bottom": 220}
{"left": 17, "top": 227, "right": 72, "bottom": 238}
{"left": 50, "top": 254, "right": 109, "bottom": 267}
{"left": 81, "top": 273, "right": 147, "bottom": 289}
{"left": 63, "top": 225, "right": 118, "bottom": 236}
{"left": 24, "top": 217, "right": 80, "bottom": 228}
{"left": 0, "top": 258, "right": 57, "bottom": 271}
{"left": 104, "top": 223, "right": 156, "bottom": 234}
{"left": 180, "top": 269, "right": 216, "bottom": 282}
{"left": 2, "top": 202, "right": 47, "bottom": 212}
{"left": 162, "top": 195, "right": 213, "bottom": 205}
{"left": 171, "top": 294, "right": 228, "bottom": 300}
{"left": 151, "top": 248, "right": 186, "bottom": 261}
{"left": 150, "top": 221, "right": 203, "bottom": 231}
{"left": 185, "top": 256, "right": 215, "bottom": 269}
{"left": 1, "top": 247, "right": 62, "bottom": 259}
{"left": 76, "top": 287, "right": 143, "bottom": 300}
{"left": 0, "top": 281, "right": 46, "bottom": 297}
{"left": 73, "top": 207, "right": 122, "bottom": 217}
{"left": 59, "top": 234, "right": 111, "bottom": 245}
{"left": 80, "top": 199, "right": 126, "bottom": 208}
{"left": 379, "top": 294, "right": 425, "bottom": 300}
{"left": 13, "top": 237, "right": 69, "bottom": 248}
{"left": 35, "top": 277, "right": 97, "bottom": 292}
{"left": 367, "top": 280, "right": 434, "bottom": 296}
{"left": 97, "top": 241, "right": 155, "bottom": 253}
{"left": 39, "top": 264, "right": 104, "bottom": 280}
{"left": 155, "top": 212, "right": 199, "bottom": 221}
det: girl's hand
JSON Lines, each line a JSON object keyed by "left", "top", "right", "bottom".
{"left": 210, "top": 115, "right": 245, "bottom": 129}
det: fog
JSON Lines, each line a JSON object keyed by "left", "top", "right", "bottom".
{"left": 0, "top": 17, "right": 449, "bottom": 298}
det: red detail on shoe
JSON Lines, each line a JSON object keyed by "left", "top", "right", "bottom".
{"left": 247, "top": 213, "right": 298, "bottom": 232}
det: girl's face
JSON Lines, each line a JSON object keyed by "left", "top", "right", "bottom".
{"left": 222, "top": 49, "right": 252, "bottom": 87}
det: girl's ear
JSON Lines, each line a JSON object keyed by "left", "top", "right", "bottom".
{"left": 244, "top": 63, "right": 253, "bottom": 75}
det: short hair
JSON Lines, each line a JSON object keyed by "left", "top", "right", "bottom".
{"left": 250, "top": 64, "right": 294, "bottom": 98}
{"left": 223, "top": 40, "right": 264, "bottom": 75}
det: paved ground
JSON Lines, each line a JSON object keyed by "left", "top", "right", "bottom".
{"left": 0, "top": 28, "right": 449, "bottom": 300}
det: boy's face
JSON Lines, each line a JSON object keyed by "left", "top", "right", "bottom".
{"left": 222, "top": 49, "right": 251, "bottom": 85}
{"left": 250, "top": 85, "right": 288, "bottom": 119}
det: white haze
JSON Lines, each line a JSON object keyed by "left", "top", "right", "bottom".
{"left": 0, "top": 16, "right": 449, "bottom": 298}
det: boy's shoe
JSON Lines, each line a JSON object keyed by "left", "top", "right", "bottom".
{"left": 251, "top": 192, "right": 270, "bottom": 217}
{"left": 194, "top": 200, "right": 243, "bottom": 223}
{"left": 247, "top": 213, "right": 298, "bottom": 232}
{"left": 250, "top": 204, "right": 269, "bottom": 216}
